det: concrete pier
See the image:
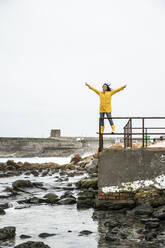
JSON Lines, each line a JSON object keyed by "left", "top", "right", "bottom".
{"left": 98, "top": 148, "right": 165, "bottom": 189}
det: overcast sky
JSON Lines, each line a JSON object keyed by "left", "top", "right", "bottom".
{"left": 0, "top": 0, "right": 165, "bottom": 137}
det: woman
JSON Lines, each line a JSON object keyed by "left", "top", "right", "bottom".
{"left": 85, "top": 82, "right": 127, "bottom": 134}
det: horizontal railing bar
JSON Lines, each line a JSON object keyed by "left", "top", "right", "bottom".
{"left": 99, "top": 117, "right": 165, "bottom": 119}
{"left": 129, "top": 127, "right": 165, "bottom": 129}
{"left": 101, "top": 133, "right": 165, "bottom": 135}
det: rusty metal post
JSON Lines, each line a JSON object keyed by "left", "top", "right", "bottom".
{"left": 130, "top": 118, "right": 132, "bottom": 148}
{"left": 142, "top": 118, "right": 145, "bottom": 148}
{"left": 124, "top": 126, "right": 126, "bottom": 148}
{"left": 145, "top": 128, "right": 148, "bottom": 147}
{"left": 99, "top": 117, "right": 103, "bottom": 152}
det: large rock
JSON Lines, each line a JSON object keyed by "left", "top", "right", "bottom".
{"left": 75, "top": 178, "right": 98, "bottom": 190}
{"left": 12, "top": 180, "right": 33, "bottom": 189}
{"left": 85, "top": 159, "right": 98, "bottom": 173}
{"left": 70, "top": 154, "right": 82, "bottom": 164}
{"left": 77, "top": 191, "right": 96, "bottom": 209}
{"left": 134, "top": 186, "right": 165, "bottom": 207}
{"left": 0, "top": 226, "right": 16, "bottom": 240}
{"left": 0, "top": 207, "right": 6, "bottom": 215}
{"left": 14, "top": 241, "right": 50, "bottom": 248}
{"left": 43, "top": 193, "right": 59, "bottom": 204}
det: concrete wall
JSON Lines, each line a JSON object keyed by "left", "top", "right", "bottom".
{"left": 98, "top": 148, "right": 165, "bottom": 188}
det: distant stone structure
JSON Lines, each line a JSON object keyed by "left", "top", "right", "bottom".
{"left": 50, "top": 129, "right": 61, "bottom": 138}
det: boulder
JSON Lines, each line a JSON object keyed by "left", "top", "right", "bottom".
{"left": 12, "top": 180, "right": 33, "bottom": 189}
{"left": 0, "top": 226, "right": 16, "bottom": 240}
{"left": 70, "top": 154, "right": 82, "bottom": 164}
{"left": 85, "top": 159, "right": 98, "bottom": 173}
{"left": 75, "top": 178, "right": 98, "bottom": 190}
{"left": 135, "top": 186, "right": 165, "bottom": 207}
{"left": 14, "top": 241, "right": 50, "bottom": 248}
{"left": 43, "top": 193, "right": 59, "bottom": 204}
{"left": 0, "top": 208, "right": 6, "bottom": 215}
{"left": 77, "top": 190, "right": 96, "bottom": 209}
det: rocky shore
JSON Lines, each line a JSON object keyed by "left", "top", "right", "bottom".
{"left": 0, "top": 153, "right": 165, "bottom": 247}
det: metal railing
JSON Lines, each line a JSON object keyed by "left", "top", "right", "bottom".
{"left": 98, "top": 117, "right": 165, "bottom": 152}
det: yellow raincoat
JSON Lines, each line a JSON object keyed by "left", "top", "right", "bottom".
{"left": 89, "top": 85, "right": 124, "bottom": 113}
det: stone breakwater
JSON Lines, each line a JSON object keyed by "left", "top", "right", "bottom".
{"left": 0, "top": 137, "right": 115, "bottom": 158}
{"left": 1, "top": 153, "right": 165, "bottom": 247}
{"left": 0, "top": 137, "right": 84, "bottom": 158}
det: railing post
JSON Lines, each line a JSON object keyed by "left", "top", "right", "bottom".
{"left": 130, "top": 118, "right": 132, "bottom": 148}
{"left": 145, "top": 128, "right": 148, "bottom": 147}
{"left": 99, "top": 117, "right": 103, "bottom": 152}
{"left": 142, "top": 118, "right": 145, "bottom": 148}
{"left": 124, "top": 126, "right": 126, "bottom": 148}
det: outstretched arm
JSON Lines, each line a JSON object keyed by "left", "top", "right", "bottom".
{"left": 111, "top": 84, "right": 127, "bottom": 95}
{"left": 85, "top": 82, "right": 101, "bottom": 95}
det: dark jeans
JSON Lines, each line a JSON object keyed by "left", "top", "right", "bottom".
{"left": 100, "top": 112, "right": 114, "bottom": 126}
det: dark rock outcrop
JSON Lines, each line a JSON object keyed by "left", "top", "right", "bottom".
{"left": 0, "top": 226, "right": 16, "bottom": 240}
{"left": 14, "top": 241, "right": 51, "bottom": 248}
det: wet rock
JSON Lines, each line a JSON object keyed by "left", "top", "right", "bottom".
{"left": 41, "top": 170, "right": 49, "bottom": 177}
{"left": 24, "top": 171, "right": 31, "bottom": 176}
{"left": 3, "top": 186, "right": 18, "bottom": 195}
{"left": 145, "top": 221, "right": 160, "bottom": 229}
{"left": 75, "top": 178, "right": 98, "bottom": 190}
{"left": 135, "top": 186, "right": 165, "bottom": 207}
{"left": 31, "top": 170, "right": 39, "bottom": 177}
{"left": 6, "top": 160, "right": 17, "bottom": 167}
{"left": 104, "top": 219, "right": 119, "bottom": 228}
{"left": 85, "top": 159, "right": 98, "bottom": 173}
{"left": 119, "top": 230, "right": 129, "bottom": 239}
{"left": 133, "top": 204, "right": 153, "bottom": 216}
{"left": 67, "top": 172, "right": 76, "bottom": 177}
{"left": 18, "top": 197, "right": 46, "bottom": 205}
{"left": 105, "top": 232, "right": 117, "bottom": 242}
{"left": 79, "top": 230, "right": 93, "bottom": 236}
{"left": 0, "top": 203, "right": 9, "bottom": 209}
{"left": 0, "top": 226, "right": 16, "bottom": 240}
{"left": 20, "top": 235, "right": 32, "bottom": 239}
{"left": 12, "top": 180, "right": 33, "bottom": 189}
{"left": 60, "top": 191, "right": 74, "bottom": 199}
{"left": 94, "top": 199, "right": 135, "bottom": 210}
{"left": 77, "top": 191, "right": 95, "bottom": 209}
{"left": 0, "top": 208, "right": 6, "bottom": 215}
{"left": 152, "top": 206, "right": 165, "bottom": 220}
{"left": 14, "top": 241, "right": 50, "bottom": 248}
{"left": 140, "top": 218, "right": 160, "bottom": 224}
{"left": 145, "top": 232, "right": 157, "bottom": 241}
{"left": 70, "top": 154, "right": 82, "bottom": 164}
{"left": 15, "top": 204, "right": 31, "bottom": 209}
{"left": 39, "top": 233, "right": 56, "bottom": 238}
{"left": 43, "top": 193, "right": 59, "bottom": 204}
{"left": 58, "top": 197, "right": 76, "bottom": 205}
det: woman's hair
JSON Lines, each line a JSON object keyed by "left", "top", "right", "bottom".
{"left": 102, "top": 83, "right": 112, "bottom": 91}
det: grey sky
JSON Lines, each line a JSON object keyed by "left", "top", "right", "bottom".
{"left": 0, "top": 0, "right": 165, "bottom": 137}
